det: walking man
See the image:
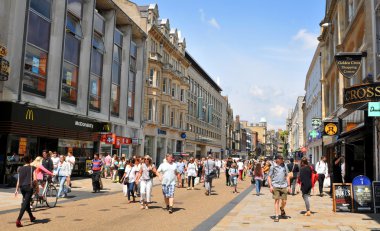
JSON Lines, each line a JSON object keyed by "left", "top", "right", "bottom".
{"left": 156, "top": 154, "right": 179, "bottom": 214}
{"left": 91, "top": 154, "right": 103, "bottom": 193}
{"left": 315, "top": 156, "right": 328, "bottom": 197}
{"left": 267, "top": 155, "right": 290, "bottom": 222}
{"left": 225, "top": 157, "right": 232, "bottom": 186}
{"left": 203, "top": 155, "right": 216, "bottom": 196}
{"left": 215, "top": 158, "right": 222, "bottom": 178}
{"left": 65, "top": 152, "right": 75, "bottom": 189}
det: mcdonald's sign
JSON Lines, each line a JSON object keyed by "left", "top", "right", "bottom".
{"left": 103, "top": 124, "right": 110, "bottom": 132}
{"left": 25, "top": 109, "right": 34, "bottom": 121}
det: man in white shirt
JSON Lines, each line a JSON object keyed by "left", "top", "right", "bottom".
{"left": 237, "top": 160, "right": 245, "bottom": 180}
{"left": 156, "top": 154, "right": 179, "bottom": 214}
{"left": 65, "top": 152, "right": 76, "bottom": 189}
{"left": 315, "top": 156, "right": 328, "bottom": 197}
{"left": 215, "top": 158, "right": 222, "bottom": 178}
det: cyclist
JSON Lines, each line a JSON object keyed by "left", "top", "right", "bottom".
{"left": 31, "top": 156, "right": 54, "bottom": 197}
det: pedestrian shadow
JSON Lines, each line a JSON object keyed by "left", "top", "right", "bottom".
{"left": 269, "top": 215, "right": 291, "bottom": 219}
{"left": 172, "top": 207, "right": 185, "bottom": 213}
{"left": 210, "top": 193, "right": 219, "bottom": 196}
{"left": 146, "top": 206, "right": 162, "bottom": 209}
{"left": 63, "top": 195, "right": 76, "bottom": 199}
{"left": 22, "top": 218, "right": 51, "bottom": 226}
{"left": 300, "top": 211, "right": 318, "bottom": 215}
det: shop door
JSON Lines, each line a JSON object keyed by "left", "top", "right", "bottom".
{"left": 345, "top": 140, "right": 365, "bottom": 183}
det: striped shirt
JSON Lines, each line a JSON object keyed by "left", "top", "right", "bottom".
{"left": 92, "top": 159, "right": 103, "bottom": 171}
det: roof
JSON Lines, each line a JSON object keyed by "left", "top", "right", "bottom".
{"left": 185, "top": 51, "right": 222, "bottom": 92}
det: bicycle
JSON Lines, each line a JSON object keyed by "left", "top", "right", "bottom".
{"left": 30, "top": 176, "right": 58, "bottom": 211}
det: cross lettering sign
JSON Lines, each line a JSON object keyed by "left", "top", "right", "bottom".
{"left": 0, "top": 57, "right": 10, "bottom": 81}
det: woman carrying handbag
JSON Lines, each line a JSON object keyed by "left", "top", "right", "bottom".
{"left": 15, "top": 155, "right": 37, "bottom": 227}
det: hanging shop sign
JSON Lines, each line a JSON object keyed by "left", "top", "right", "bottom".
{"left": 335, "top": 52, "right": 363, "bottom": 79}
{"left": 368, "top": 102, "right": 380, "bottom": 117}
{"left": 311, "top": 118, "right": 322, "bottom": 129}
{"left": 324, "top": 122, "right": 339, "bottom": 136}
{"left": 100, "top": 133, "right": 116, "bottom": 144}
{"left": 352, "top": 175, "right": 373, "bottom": 213}
{"left": 343, "top": 83, "right": 380, "bottom": 109}
{"left": 0, "top": 57, "right": 10, "bottom": 81}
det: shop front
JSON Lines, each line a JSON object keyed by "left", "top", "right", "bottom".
{"left": 99, "top": 133, "right": 133, "bottom": 158}
{"left": 0, "top": 102, "right": 108, "bottom": 183}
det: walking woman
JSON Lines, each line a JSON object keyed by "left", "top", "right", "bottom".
{"left": 123, "top": 159, "right": 138, "bottom": 203}
{"left": 56, "top": 155, "right": 70, "bottom": 198}
{"left": 15, "top": 155, "right": 36, "bottom": 227}
{"left": 197, "top": 159, "right": 203, "bottom": 183}
{"left": 254, "top": 163, "right": 264, "bottom": 196}
{"left": 299, "top": 157, "right": 312, "bottom": 216}
{"left": 118, "top": 157, "right": 126, "bottom": 183}
{"left": 135, "top": 156, "right": 157, "bottom": 209}
{"left": 112, "top": 156, "right": 119, "bottom": 183}
{"left": 187, "top": 158, "right": 198, "bottom": 190}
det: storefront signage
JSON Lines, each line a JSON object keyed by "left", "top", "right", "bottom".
{"left": 58, "top": 139, "right": 94, "bottom": 149}
{"left": 344, "top": 83, "right": 380, "bottom": 109}
{"left": 373, "top": 181, "right": 380, "bottom": 213}
{"left": 335, "top": 52, "right": 363, "bottom": 79}
{"left": 75, "top": 121, "right": 94, "bottom": 129}
{"left": 332, "top": 183, "right": 353, "bottom": 212}
{"left": 132, "top": 138, "right": 140, "bottom": 145}
{"left": 0, "top": 45, "right": 7, "bottom": 57}
{"left": 0, "top": 57, "right": 10, "bottom": 81}
{"left": 352, "top": 175, "right": 373, "bottom": 213}
{"left": 100, "top": 133, "right": 116, "bottom": 144}
{"left": 18, "top": 137, "right": 27, "bottom": 155}
{"left": 311, "top": 118, "right": 322, "bottom": 128}
{"left": 324, "top": 122, "right": 338, "bottom": 136}
{"left": 368, "top": 102, "right": 380, "bottom": 117}
{"left": 158, "top": 129, "right": 167, "bottom": 135}
{"left": 114, "top": 136, "right": 132, "bottom": 148}
{"left": 25, "top": 109, "right": 34, "bottom": 121}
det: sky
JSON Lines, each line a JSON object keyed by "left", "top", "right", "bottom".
{"left": 135, "top": 0, "right": 326, "bottom": 129}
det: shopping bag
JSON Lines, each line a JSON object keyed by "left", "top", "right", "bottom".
{"left": 194, "top": 177, "right": 200, "bottom": 186}
{"left": 324, "top": 176, "right": 331, "bottom": 188}
{"left": 123, "top": 184, "right": 128, "bottom": 196}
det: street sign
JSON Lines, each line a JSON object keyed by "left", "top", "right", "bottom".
{"left": 0, "top": 57, "right": 10, "bottom": 81}
{"left": 335, "top": 52, "right": 363, "bottom": 79}
{"left": 311, "top": 118, "right": 322, "bottom": 128}
{"left": 332, "top": 183, "right": 353, "bottom": 212}
{"left": 324, "top": 122, "right": 338, "bottom": 136}
{"left": 368, "top": 102, "right": 380, "bottom": 117}
{"left": 0, "top": 45, "right": 7, "bottom": 57}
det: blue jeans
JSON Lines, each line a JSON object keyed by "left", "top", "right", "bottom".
{"left": 255, "top": 179, "right": 262, "bottom": 194}
{"left": 127, "top": 182, "right": 135, "bottom": 201}
{"left": 57, "top": 176, "right": 67, "bottom": 197}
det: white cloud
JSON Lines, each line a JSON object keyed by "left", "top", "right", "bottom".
{"left": 208, "top": 18, "right": 221, "bottom": 30}
{"left": 270, "top": 105, "right": 287, "bottom": 118}
{"left": 292, "top": 29, "right": 318, "bottom": 50}
{"left": 198, "top": 9, "right": 220, "bottom": 30}
{"left": 249, "top": 85, "right": 266, "bottom": 100}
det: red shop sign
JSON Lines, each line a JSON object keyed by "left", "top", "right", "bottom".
{"left": 100, "top": 133, "right": 116, "bottom": 144}
{"left": 114, "top": 136, "right": 132, "bottom": 148}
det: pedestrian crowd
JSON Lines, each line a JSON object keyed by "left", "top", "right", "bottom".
{"left": 14, "top": 150, "right": 76, "bottom": 227}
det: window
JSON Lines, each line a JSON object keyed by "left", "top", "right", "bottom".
{"left": 67, "top": 0, "right": 83, "bottom": 18}
{"left": 179, "top": 113, "right": 183, "bottom": 129}
{"left": 111, "top": 29, "right": 122, "bottom": 116}
{"left": 23, "top": 0, "right": 52, "bottom": 96}
{"left": 128, "top": 42, "right": 137, "bottom": 120}
{"left": 161, "top": 105, "right": 166, "bottom": 125}
{"left": 167, "top": 79, "right": 172, "bottom": 94}
{"left": 156, "top": 71, "right": 160, "bottom": 88}
{"left": 89, "top": 13, "right": 105, "bottom": 111}
{"left": 162, "top": 78, "right": 167, "bottom": 93}
{"left": 170, "top": 110, "right": 175, "bottom": 127}
{"left": 62, "top": 5, "right": 82, "bottom": 104}
{"left": 149, "top": 68, "right": 154, "bottom": 86}
{"left": 171, "top": 84, "right": 176, "bottom": 97}
{"left": 148, "top": 99, "right": 153, "bottom": 121}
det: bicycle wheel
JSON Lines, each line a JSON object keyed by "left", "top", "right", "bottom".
{"left": 30, "top": 194, "right": 38, "bottom": 211}
{"left": 45, "top": 184, "right": 58, "bottom": 208}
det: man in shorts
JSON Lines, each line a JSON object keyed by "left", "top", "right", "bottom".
{"left": 157, "top": 154, "right": 178, "bottom": 214}
{"left": 267, "top": 155, "right": 290, "bottom": 222}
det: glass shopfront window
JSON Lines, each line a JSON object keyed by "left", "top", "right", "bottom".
{"left": 144, "top": 136, "right": 154, "bottom": 156}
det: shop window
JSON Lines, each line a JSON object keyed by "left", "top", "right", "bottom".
{"left": 89, "top": 75, "right": 101, "bottom": 111}
{"left": 23, "top": 45, "right": 48, "bottom": 96}
{"left": 61, "top": 62, "right": 78, "bottom": 104}
{"left": 27, "top": 11, "right": 51, "bottom": 51}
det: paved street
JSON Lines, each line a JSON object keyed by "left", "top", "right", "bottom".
{"left": 3, "top": 176, "right": 380, "bottom": 230}
{"left": 0, "top": 176, "right": 251, "bottom": 230}
{"left": 212, "top": 187, "right": 380, "bottom": 231}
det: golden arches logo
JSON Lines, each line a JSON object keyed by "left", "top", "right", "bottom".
{"left": 25, "top": 109, "right": 34, "bottom": 121}
{"left": 103, "top": 124, "right": 110, "bottom": 132}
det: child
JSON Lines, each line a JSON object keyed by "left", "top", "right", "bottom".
{"left": 229, "top": 163, "right": 239, "bottom": 193}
